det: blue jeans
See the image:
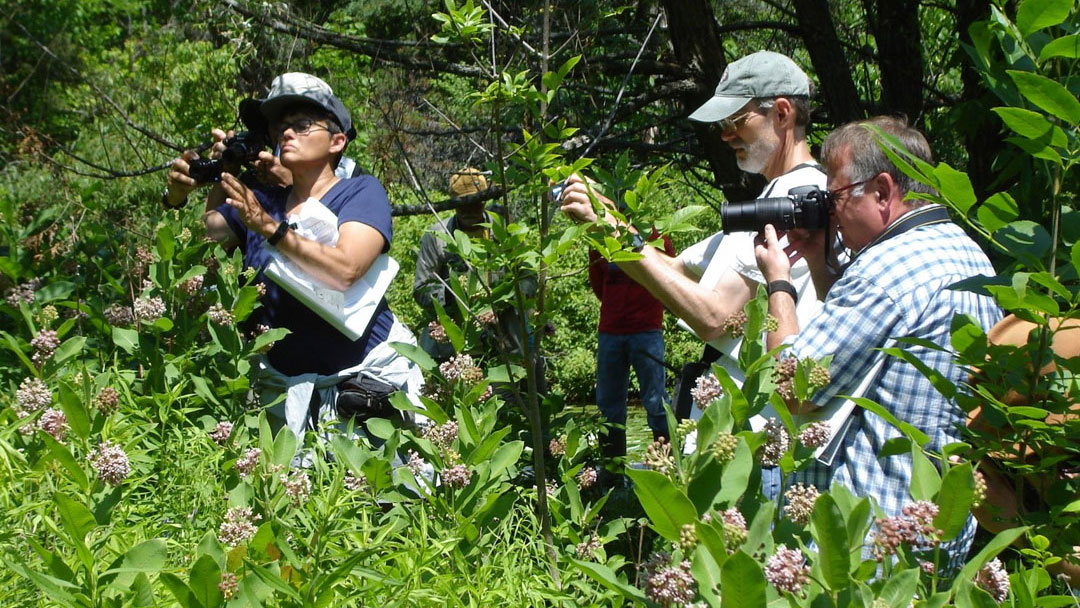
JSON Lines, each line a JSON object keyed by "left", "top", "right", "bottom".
{"left": 596, "top": 330, "right": 668, "bottom": 436}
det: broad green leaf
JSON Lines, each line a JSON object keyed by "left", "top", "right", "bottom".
{"left": 271, "top": 427, "right": 297, "bottom": 467}
{"left": 246, "top": 562, "right": 303, "bottom": 602}
{"left": 691, "top": 545, "right": 723, "bottom": 608}
{"left": 44, "top": 436, "right": 89, "bottom": 491}
{"left": 935, "top": 463, "right": 975, "bottom": 540}
{"left": 956, "top": 527, "right": 1029, "bottom": 582}
{"left": 909, "top": 448, "right": 942, "bottom": 501}
{"left": 9, "top": 564, "right": 79, "bottom": 606}
{"left": 1039, "top": 34, "right": 1080, "bottom": 61}
{"left": 159, "top": 573, "right": 198, "bottom": 608}
{"left": 54, "top": 492, "right": 97, "bottom": 543}
{"left": 1016, "top": 0, "right": 1074, "bottom": 37}
{"left": 388, "top": 341, "right": 436, "bottom": 372}
{"left": 104, "top": 539, "right": 168, "bottom": 575}
{"left": 112, "top": 327, "right": 140, "bottom": 354}
{"left": 976, "top": 192, "right": 1020, "bottom": 233}
{"left": 812, "top": 494, "right": 851, "bottom": 591}
{"left": 625, "top": 468, "right": 698, "bottom": 541}
{"left": 487, "top": 440, "right": 523, "bottom": 478}
{"left": 188, "top": 554, "right": 223, "bottom": 608}
{"left": 877, "top": 568, "right": 920, "bottom": 608}
{"left": 720, "top": 551, "right": 766, "bottom": 608}
{"left": 50, "top": 337, "right": 85, "bottom": 367}
{"left": 1008, "top": 70, "right": 1080, "bottom": 124}
{"left": 570, "top": 558, "right": 648, "bottom": 602}
{"left": 933, "top": 164, "right": 977, "bottom": 214}
{"left": 990, "top": 108, "right": 1067, "bottom": 148}
{"left": 57, "top": 382, "right": 90, "bottom": 440}
{"left": 717, "top": 439, "right": 753, "bottom": 506}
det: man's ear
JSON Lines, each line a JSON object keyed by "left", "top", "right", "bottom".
{"left": 773, "top": 97, "right": 794, "bottom": 128}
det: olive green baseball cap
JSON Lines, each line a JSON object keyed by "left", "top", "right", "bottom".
{"left": 688, "top": 51, "right": 811, "bottom": 123}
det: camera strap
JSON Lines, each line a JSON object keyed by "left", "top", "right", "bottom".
{"left": 833, "top": 204, "right": 952, "bottom": 275}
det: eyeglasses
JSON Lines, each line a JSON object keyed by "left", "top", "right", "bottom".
{"left": 271, "top": 118, "right": 332, "bottom": 141}
{"left": 828, "top": 179, "right": 869, "bottom": 204}
{"left": 718, "top": 109, "right": 759, "bottom": 133}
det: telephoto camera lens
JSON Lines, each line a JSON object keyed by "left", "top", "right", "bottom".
{"left": 720, "top": 186, "right": 832, "bottom": 233}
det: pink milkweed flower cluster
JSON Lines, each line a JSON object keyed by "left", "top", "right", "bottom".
{"left": 427, "top": 320, "right": 448, "bottom": 343}
{"left": 90, "top": 441, "right": 131, "bottom": 486}
{"left": 206, "top": 303, "right": 234, "bottom": 325}
{"left": 15, "top": 377, "right": 51, "bottom": 415}
{"left": 209, "top": 421, "right": 233, "bottom": 445}
{"left": 690, "top": 374, "right": 723, "bottom": 410}
{"left": 783, "top": 483, "right": 820, "bottom": 526}
{"left": 759, "top": 418, "right": 790, "bottom": 467}
{"left": 281, "top": 471, "right": 311, "bottom": 505}
{"left": 236, "top": 448, "right": 261, "bottom": 478}
{"left": 871, "top": 500, "right": 942, "bottom": 560}
{"left": 218, "top": 506, "right": 261, "bottom": 547}
{"left": 438, "top": 354, "right": 484, "bottom": 384}
{"left": 38, "top": 408, "right": 68, "bottom": 442}
{"left": 765, "top": 545, "right": 810, "bottom": 596}
{"left": 645, "top": 559, "right": 696, "bottom": 606}
{"left": 798, "top": 422, "right": 831, "bottom": 449}
{"left": 30, "top": 330, "right": 59, "bottom": 366}
{"left": 442, "top": 463, "right": 471, "bottom": 488}
{"left": 974, "top": 558, "right": 1010, "bottom": 603}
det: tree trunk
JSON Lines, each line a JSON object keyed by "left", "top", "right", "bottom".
{"left": 660, "top": 0, "right": 760, "bottom": 201}
{"left": 793, "top": 0, "right": 863, "bottom": 126}
{"left": 956, "top": 0, "right": 1003, "bottom": 201}
{"left": 869, "top": 0, "right": 925, "bottom": 123}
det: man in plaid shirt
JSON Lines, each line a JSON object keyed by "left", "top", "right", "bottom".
{"left": 754, "top": 116, "right": 1001, "bottom": 566}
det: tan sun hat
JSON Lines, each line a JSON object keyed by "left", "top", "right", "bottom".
{"left": 449, "top": 168, "right": 489, "bottom": 198}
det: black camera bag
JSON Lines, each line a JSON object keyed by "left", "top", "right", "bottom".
{"left": 335, "top": 374, "right": 403, "bottom": 424}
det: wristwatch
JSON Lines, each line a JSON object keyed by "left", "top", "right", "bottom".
{"left": 161, "top": 188, "right": 187, "bottom": 209}
{"left": 631, "top": 232, "right": 647, "bottom": 252}
{"left": 767, "top": 280, "right": 798, "bottom": 304}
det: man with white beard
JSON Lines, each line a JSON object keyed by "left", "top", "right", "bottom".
{"left": 559, "top": 51, "right": 828, "bottom": 493}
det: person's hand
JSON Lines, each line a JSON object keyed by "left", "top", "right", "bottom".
{"left": 221, "top": 172, "right": 276, "bottom": 237}
{"left": 255, "top": 150, "right": 292, "bottom": 188}
{"left": 754, "top": 224, "right": 796, "bottom": 283}
{"left": 557, "top": 174, "right": 612, "bottom": 225}
{"left": 165, "top": 149, "right": 200, "bottom": 205}
{"left": 209, "top": 129, "right": 235, "bottom": 159}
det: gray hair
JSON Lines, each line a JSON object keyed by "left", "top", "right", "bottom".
{"left": 821, "top": 116, "right": 936, "bottom": 204}
{"left": 755, "top": 88, "right": 813, "bottom": 128}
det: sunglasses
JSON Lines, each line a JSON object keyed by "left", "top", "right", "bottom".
{"left": 718, "top": 109, "right": 759, "bottom": 132}
{"left": 271, "top": 118, "right": 332, "bottom": 141}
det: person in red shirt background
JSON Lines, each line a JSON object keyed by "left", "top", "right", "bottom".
{"left": 589, "top": 232, "right": 676, "bottom": 467}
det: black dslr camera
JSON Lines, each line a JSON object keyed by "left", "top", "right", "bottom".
{"left": 721, "top": 185, "right": 833, "bottom": 233}
{"left": 188, "top": 99, "right": 270, "bottom": 183}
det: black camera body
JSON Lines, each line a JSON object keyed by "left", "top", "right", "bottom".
{"left": 721, "top": 185, "right": 833, "bottom": 233}
{"left": 188, "top": 99, "right": 270, "bottom": 183}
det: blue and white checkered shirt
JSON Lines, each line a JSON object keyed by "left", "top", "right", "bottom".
{"left": 787, "top": 206, "right": 1001, "bottom": 566}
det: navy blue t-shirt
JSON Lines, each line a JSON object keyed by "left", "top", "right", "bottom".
{"left": 216, "top": 175, "right": 395, "bottom": 376}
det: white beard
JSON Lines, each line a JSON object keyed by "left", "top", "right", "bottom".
{"left": 735, "top": 136, "right": 776, "bottom": 175}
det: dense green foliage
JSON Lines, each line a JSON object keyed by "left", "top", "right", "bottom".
{"left": 0, "top": 0, "right": 1078, "bottom": 605}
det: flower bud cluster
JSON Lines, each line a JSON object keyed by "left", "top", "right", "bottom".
{"left": 712, "top": 432, "right": 738, "bottom": 463}
{"left": 90, "top": 441, "right": 131, "bottom": 486}
{"left": 645, "top": 559, "right": 696, "bottom": 606}
{"left": 548, "top": 436, "right": 567, "bottom": 457}
{"left": 37, "top": 305, "right": 59, "bottom": 326}
{"left": 690, "top": 374, "right": 723, "bottom": 410}
{"left": 133, "top": 297, "right": 166, "bottom": 322}
{"left": 38, "top": 409, "right": 68, "bottom": 442}
{"left": 722, "top": 507, "right": 748, "bottom": 551}
{"left": 475, "top": 310, "right": 497, "bottom": 326}
{"left": 677, "top": 419, "right": 696, "bottom": 438}
{"left": 178, "top": 275, "right": 204, "bottom": 296}
{"left": 209, "top": 421, "right": 233, "bottom": 445}
{"left": 94, "top": 386, "right": 120, "bottom": 414}
{"left": 218, "top": 506, "right": 261, "bottom": 547}
{"left": 678, "top": 523, "right": 698, "bottom": 551}
{"left": 15, "top": 377, "right": 51, "bottom": 414}
{"left": 644, "top": 438, "right": 675, "bottom": 477}
{"left": 344, "top": 471, "right": 366, "bottom": 491}
{"left": 5, "top": 279, "right": 41, "bottom": 306}
{"left": 442, "top": 463, "right": 472, "bottom": 488}
{"left": 30, "top": 330, "right": 59, "bottom": 366}
{"left": 103, "top": 304, "right": 134, "bottom": 325}
{"left": 798, "top": 422, "right": 831, "bottom": 449}
{"left": 427, "top": 320, "right": 449, "bottom": 343}
{"left": 423, "top": 421, "right": 458, "bottom": 451}
{"left": 783, "top": 483, "right": 820, "bottom": 526}
{"left": 871, "top": 501, "right": 942, "bottom": 560}
{"left": 206, "top": 303, "right": 234, "bottom": 325}
{"left": 281, "top": 470, "right": 311, "bottom": 505}
{"left": 236, "top": 448, "right": 261, "bottom": 478}
{"left": 577, "top": 466, "right": 598, "bottom": 489}
{"left": 973, "top": 470, "right": 987, "bottom": 508}
{"left": 439, "top": 354, "right": 484, "bottom": 384}
{"left": 765, "top": 545, "right": 810, "bottom": 596}
{"left": 576, "top": 535, "right": 602, "bottom": 559}
{"left": 218, "top": 572, "right": 238, "bottom": 600}
{"left": 721, "top": 311, "right": 747, "bottom": 338}
{"left": 759, "top": 418, "right": 790, "bottom": 467}
{"left": 974, "top": 558, "right": 1009, "bottom": 603}
{"left": 406, "top": 450, "right": 425, "bottom": 476}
